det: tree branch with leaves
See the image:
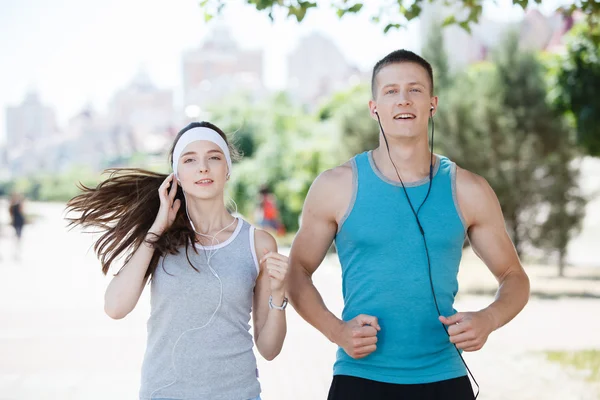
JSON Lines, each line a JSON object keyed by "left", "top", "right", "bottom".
{"left": 199, "top": 0, "right": 600, "bottom": 39}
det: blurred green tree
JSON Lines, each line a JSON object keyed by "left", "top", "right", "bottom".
{"left": 318, "top": 84, "right": 379, "bottom": 160}
{"left": 549, "top": 18, "right": 600, "bottom": 156}
{"left": 426, "top": 29, "right": 586, "bottom": 274}
{"left": 531, "top": 143, "right": 586, "bottom": 276}
{"left": 2, "top": 166, "right": 100, "bottom": 203}
{"left": 421, "top": 23, "right": 452, "bottom": 95}
{"left": 208, "top": 92, "right": 339, "bottom": 231}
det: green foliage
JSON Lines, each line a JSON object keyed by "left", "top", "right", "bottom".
{"left": 205, "top": 91, "right": 260, "bottom": 159}
{"left": 318, "top": 84, "right": 379, "bottom": 159}
{"left": 199, "top": 0, "right": 600, "bottom": 43}
{"left": 427, "top": 28, "right": 586, "bottom": 274}
{"left": 421, "top": 22, "right": 452, "bottom": 94}
{"left": 549, "top": 19, "right": 600, "bottom": 156}
{"left": 531, "top": 145, "right": 586, "bottom": 276}
{"left": 0, "top": 166, "right": 100, "bottom": 203}
{"left": 209, "top": 92, "right": 340, "bottom": 231}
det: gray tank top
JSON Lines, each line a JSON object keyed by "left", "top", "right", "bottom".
{"left": 139, "top": 218, "right": 261, "bottom": 400}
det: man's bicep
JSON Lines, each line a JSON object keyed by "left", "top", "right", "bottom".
{"left": 467, "top": 178, "right": 522, "bottom": 281}
{"left": 290, "top": 185, "right": 338, "bottom": 276}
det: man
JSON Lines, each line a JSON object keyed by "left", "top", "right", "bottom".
{"left": 288, "top": 50, "right": 530, "bottom": 400}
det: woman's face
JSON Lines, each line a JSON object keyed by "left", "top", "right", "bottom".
{"left": 176, "top": 140, "right": 229, "bottom": 200}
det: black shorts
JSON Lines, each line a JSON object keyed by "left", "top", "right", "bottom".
{"left": 328, "top": 375, "right": 475, "bottom": 400}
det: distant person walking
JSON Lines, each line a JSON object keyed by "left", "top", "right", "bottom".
{"left": 257, "top": 186, "right": 286, "bottom": 236}
{"left": 9, "top": 193, "right": 26, "bottom": 259}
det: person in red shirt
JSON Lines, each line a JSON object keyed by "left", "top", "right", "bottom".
{"left": 258, "top": 186, "right": 286, "bottom": 236}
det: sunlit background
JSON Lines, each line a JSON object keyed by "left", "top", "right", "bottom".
{"left": 1, "top": 0, "right": 599, "bottom": 399}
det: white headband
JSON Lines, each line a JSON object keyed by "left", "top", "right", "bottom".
{"left": 172, "top": 127, "right": 232, "bottom": 178}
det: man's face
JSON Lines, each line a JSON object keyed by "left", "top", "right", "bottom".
{"left": 369, "top": 62, "right": 438, "bottom": 140}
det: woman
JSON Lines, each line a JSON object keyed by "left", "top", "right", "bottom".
{"left": 9, "top": 193, "right": 25, "bottom": 237}
{"left": 67, "top": 121, "right": 289, "bottom": 400}
{"left": 9, "top": 192, "right": 26, "bottom": 258}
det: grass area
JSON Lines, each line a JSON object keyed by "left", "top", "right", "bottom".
{"left": 545, "top": 350, "right": 600, "bottom": 383}
{"left": 275, "top": 231, "right": 339, "bottom": 253}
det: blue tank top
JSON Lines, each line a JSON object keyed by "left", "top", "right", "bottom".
{"left": 333, "top": 151, "right": 468, "bottom": 384}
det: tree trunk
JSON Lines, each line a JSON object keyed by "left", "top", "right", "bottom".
{"left": 558, "top": 248, "right": 566, "bottom": 277}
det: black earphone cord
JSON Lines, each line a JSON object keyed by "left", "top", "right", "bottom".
{"left": 375, "top": 108, "right": 480, "bottom": 399}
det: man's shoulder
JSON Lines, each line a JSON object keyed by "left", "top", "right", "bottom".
{"left": 313, "top": 159, "right": 355, "bottom": 188}
{"left": 305, "top": 159, "right": 356, "bottom": 215}
{"left": 455, "top": 165, "right": 489, "bottom": 193}
{"left": 455, "top": 164, "right": 498, "bottom": 215}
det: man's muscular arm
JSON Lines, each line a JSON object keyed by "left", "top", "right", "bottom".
{"left": 288, "top": 163, "right": 381, "bottom": 359}
{"left": 440, "top": 166, "right": 530, "bottom": 351}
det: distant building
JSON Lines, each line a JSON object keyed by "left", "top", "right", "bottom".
{"left": 109, "top": 69, "right": 175, "bottom": 154}
{"left": 182, "top": 24, "right": 265, "bottom": 113}
{"left": 5, "top": 92, "right": 58, "bottom": 154}
{"left": 287, "top": 32, "right": 363, "bottom": 105}
{"left": 4, "top": 92, "right": 59, "bottom": 176}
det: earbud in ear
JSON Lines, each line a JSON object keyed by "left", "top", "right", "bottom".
{"left": 430, "top": 106, "right": 434, "bottom": 111}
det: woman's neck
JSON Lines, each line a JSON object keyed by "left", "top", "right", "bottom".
{"left": 185, "top": 196, "right": 235, "bottom": 236}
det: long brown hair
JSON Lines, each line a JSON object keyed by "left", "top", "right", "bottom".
{"left": 66, "top": 121, "right": 240, "bottom": 278}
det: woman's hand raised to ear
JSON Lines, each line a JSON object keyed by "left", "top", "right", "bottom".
{"left": 104, "top": 173, "right": 181, "bottom": 319}
{"left": 150, "top": 173, "right": 181, "bottom": 235}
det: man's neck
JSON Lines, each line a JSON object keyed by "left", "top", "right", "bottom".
{"left": 373, "top": 135, "right": 434, "bottom": 183}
